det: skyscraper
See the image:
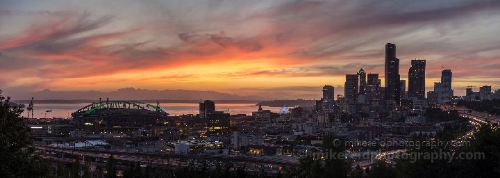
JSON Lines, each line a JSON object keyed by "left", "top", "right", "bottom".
{"left": 466, "top": 87, "right": 474, "bottom": 97}
{"left": 441, "top": 69, "right": 453, "bottom": 102}
{"left": 434, "top": 69, "right": 453, "bottom": 104}
{"left": 199, "top": 100, "right": 215, "bottom": 119}
{"left": 321, "top": 85, "right": 335, "bottom": 113}
{"left": 367, "top": 74, "right": 380, "bottom": 86}
{"left": 479, "top": 85, "right": 492, "bottom": 100}
{"left": 322, "top": 85, "right": 335, "bottom": 101}
{"left": 366, "top": 73, "right": 381, "bottom": 105}
{"left": 207, "top": 111, "right": 230, "bottom": 136}
{"left": 345, "top": 74, "right": 358, "bottom": 104}
{"left": 441, "top": 69, "right": 452, "bottom": 94}
{"left": 408, "top": 59, "right": 426, "bottom": 99}
{"left": 357, "top": 68, "right": 366, "bottom": 95}
{"left": 384, "top": 43, "right": 401, "bottom": 106}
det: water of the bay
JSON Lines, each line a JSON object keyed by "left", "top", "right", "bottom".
{"left": 21, "top": 102, "right": 282, "bottom": 118}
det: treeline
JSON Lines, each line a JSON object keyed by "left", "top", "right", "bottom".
{"left": 457, "top": 99, "right": 500, "bottom": 115}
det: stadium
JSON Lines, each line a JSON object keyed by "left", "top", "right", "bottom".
{"left": 72, "top": 100, "right": 169, "bottom": 134}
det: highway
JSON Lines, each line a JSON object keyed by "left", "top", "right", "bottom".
{"left": 35, "top": 144, "right": 298, "bottom": 174}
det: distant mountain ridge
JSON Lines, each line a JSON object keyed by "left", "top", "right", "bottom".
{"left": 10, "top": 87, "right": 266, "bottom": 101}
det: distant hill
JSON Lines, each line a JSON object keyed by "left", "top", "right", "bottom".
{"left": 10, "top": 88, "right": 266, "bottom": 101}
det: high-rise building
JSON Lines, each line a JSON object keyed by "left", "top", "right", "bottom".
{"left": 366, "top": 73, "right": 381, "bottom": 105}
{"left": 466, "top": 87, "right": 474, "bottom": 97}
{"left": 408, "top": 59, "right": 426, "bottom": 99}
{"left": 367, "top": 74, "right": 380, "bottom": 86}
{"left": 400, "top": 80, "right": 406, "bottom": 98}
{"left": 199, "top": 100, "right": 215, "bottom": 119}
{"left": 441, "top": 69, "right": 452, "bottom": 95}
{"left": 384, "top": 43, "right": 401, "bottom": 106}
{"left": 206, "top": 111, "right": 230, "bottom": 136}
{"left": 434, "top": 69, "right": 453, "bottom": 104}
{"left": 322, "top": 85, "right": 335, "bottom": 101}
{"left": 345, "top": 74, "right": 358, "bottom": 104}
{"left": 441, "top": 69, "right": 453, "bottom": 102}
{"left": 479, "top": 85, "right": 492, "bottom": 100}
{"left": 321, "top": 85, "right": 335, "bottom": 114}
{"left": 357, "top": 68, "right": 366, "bottom": 95}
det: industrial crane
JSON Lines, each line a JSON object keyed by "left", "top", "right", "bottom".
{"left": 26, "top": 97, "right": 34, "bottom": 118}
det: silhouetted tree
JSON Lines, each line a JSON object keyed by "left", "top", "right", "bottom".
{"left": 285, "top": 134, "right": 350, "bottom": 178}
{"left": 350, "top": 164, "right": 364, "bottom": 178}
{"left": 0, "top": 91, "right": 52, "bottom": 177}
{"left": 369, "top": 160, "right": 396, "bottom": 178}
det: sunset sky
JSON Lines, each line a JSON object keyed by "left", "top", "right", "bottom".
{"left": 1, "top": 0, "right": 500, "bottom": 99}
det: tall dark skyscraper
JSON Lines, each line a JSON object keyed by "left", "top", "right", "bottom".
{"left": 199, "top": 100, "right": 215, "bottom": 118}
{"left": 441, "top": 69, "right": 452, "bottom": 92}
{"left": 366, "top": 73, "right": 381, "bottom": 105}
{"left": 408, "top": 59, "right": 426, "bottom": 99}
{"left": 321, "top": 85, "right": 335, "bottom": 114}
{"left": 357, "top": 68, "right": 366, "bottom": 94}
{"left": 322, "top": 85, "right": 335, "bottom": 100}
{"left": 384, "top": 43, "right": 401, "bottom": 106}
{"left": 434, "top": 69, "right": 453, "bottom": 104}
{"left": 345, "top": 74, "right": 358, "bottom": 104}
{"left": 441, "top": 69, "right": 453, "bottom": 102}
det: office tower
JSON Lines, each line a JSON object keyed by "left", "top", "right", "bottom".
{"left": 466, "top": 87, "right": 473, "bottom": 97}
{"left": 207, "top": 111, "right": 230, "bottom": 136}
{"left": 434, "top": 81, "right": 446, "bottom": 104}
{"left": 434, "top": 69, "right": 453, "bottom": 104}
{"left": 479, "top": 85, "right": 492, "bottom": 100}
{"left": 344, "top": 74, "right": 358, "bottom": 104}
{"left": 408, "top": 59, "right": 426, "bottom": 99}
{"left": 357, "top": 68, "right": 366, "bottom": 94}
{"left": 366, "top": 73, "right": 381, "bottom": 105}
{"left": 367, "top": 74, "right": 380, "bottom": 86}
{"left": 384, "top": 43, "right": 401, "bottom": 106}
{"left": 441, "top": 69, "right": 453, "bottom": 102}
{"left": 199, "top": 100, "right": 215, "bottom": 118}
{"left": 441, "top": 69, "right": 452, "bottom": 94}
{"left": 322, "top": 85, "right": 335, "bottom": 100}
{"left": 321, "top": 85, "right": 335, "bottom": 114}
{"left": 400, "top": 80, "right": 406, "bottom": 98}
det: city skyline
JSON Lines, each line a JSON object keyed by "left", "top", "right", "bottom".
{"left": 2, "top": 0, "right": 500, "bottom": 100}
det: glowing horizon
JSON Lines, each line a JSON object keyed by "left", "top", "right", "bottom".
{"left": 1, "top": 0, "right": 500, "bottom": 99}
